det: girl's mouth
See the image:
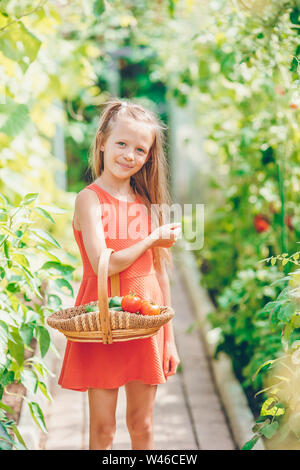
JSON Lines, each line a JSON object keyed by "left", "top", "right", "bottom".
{"left": 117, "top": 162, "right": 134, "bottom": 169}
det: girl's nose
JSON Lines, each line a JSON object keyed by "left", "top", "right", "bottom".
{"left": 125, "top": 151, "right": 134, "bottom": 160}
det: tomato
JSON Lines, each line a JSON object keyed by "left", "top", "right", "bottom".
{"left": 121, "top": 293, "right": 143, "bottom": 314}
{"left": 253, "top": 214, "right": 270, "bottom": 233}
{"left": 139, "top": 300, "right": 161, "bottom": 316}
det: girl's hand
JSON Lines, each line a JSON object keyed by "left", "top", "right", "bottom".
{"left": 163, "top": 341, "right": 180, "bottom": 378}
{"left": 149, "top": 223, "right": 182, "bottom": 248}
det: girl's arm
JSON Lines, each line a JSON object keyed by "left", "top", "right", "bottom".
{"left": 155, "top": 260, "right": 175, "bottom": 344}
{"left": 76, "top": 189, "right": 154, "bottom": 277}
{"left": 156, "top": 259, "right": 180, "bottom": 377}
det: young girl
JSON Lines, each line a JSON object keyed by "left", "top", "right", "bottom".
{"left": 58, "top": 98, "right": 181, "bottom": 450}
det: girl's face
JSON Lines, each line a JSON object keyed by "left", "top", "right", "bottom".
{"left": 100, "top": 116, "right": 154, "bottom": 179}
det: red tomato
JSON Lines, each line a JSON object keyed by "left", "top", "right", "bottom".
{"left": 254, "top": 214, "right": 270, "bottom": 233}
{"left": 139, "top": 300, "right": 161, "bottom": 316}
{"left": 121, "top": 294, "right": 142, "bottom": 314}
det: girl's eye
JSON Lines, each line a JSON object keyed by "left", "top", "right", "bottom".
{"left": 117, "top": 142, "right": 145, "bottom": 153}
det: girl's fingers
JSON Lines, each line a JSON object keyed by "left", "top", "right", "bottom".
{"left": 163, "top": 359, "right": 170, "bottom": 376}
{"left": 164, "top": 357, "right": 180, "bottom": 377}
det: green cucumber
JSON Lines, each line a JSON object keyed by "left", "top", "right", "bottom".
{"left": 85, "top": 305, "right": 98, "bottom": 313}
{"left": 109, "top": 296, "right": 122, "bottom": 308}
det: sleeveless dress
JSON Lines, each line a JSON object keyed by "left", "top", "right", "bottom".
{"left": 58, "top": 182, "right": 170, "bottom": 391}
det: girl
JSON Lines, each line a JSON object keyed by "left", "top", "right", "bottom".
{"left": 58, "top": 98, "right": 181, "bottom": 450}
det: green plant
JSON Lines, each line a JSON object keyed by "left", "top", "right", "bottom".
{"left": 0, "top": 192, "right": 75, "bottom": 449}
{"left": 243, "top": 248, "right": 300, "bottom": 449}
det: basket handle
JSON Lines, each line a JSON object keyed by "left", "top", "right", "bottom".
{"left": 97, "top": 248, "right": 120, "bottom": 344}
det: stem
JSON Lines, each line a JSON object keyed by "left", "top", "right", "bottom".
{"left": 0, "top": 0, "right": 48, "bottom": 33}
{"left": 277, "top": 152, "right": 287, "bottom": 258}
{"left": 4, "top": 390, "right": 27, "bottom": 401}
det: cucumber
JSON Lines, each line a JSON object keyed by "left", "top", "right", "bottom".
{"left": 109, "top": 296, "right": 123, "bottom": 308}
{"left": 85, "top": 305, "right": 98, "bottom": 313}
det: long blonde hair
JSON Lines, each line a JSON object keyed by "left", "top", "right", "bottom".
{"left": 88, "top": 97, "right": 174, "bottom": 275}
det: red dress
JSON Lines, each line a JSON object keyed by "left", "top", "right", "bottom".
{"left": 58, "top": 182, "right": 170, "bottom": 391}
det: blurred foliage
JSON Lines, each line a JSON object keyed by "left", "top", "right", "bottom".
{"left": 0, "top": 0, "right": 187, "bottom": 448}
{"left": 1, "top": 0, "right": 299, "bottom": 449}
{"left": 0, "top": 192, "right": 74, "bottom": 449}
{"left": 63, "top": 8, "right": 169, "bottom": 192}
{"left": 243, "top": 251, "right": 300, "bottom": 449}
{"left": 64, "top": 45, "right": 168, "bottom": 192}
{"left": 0, "top": 0, "right": 98, "bottom": 448}
{"left": 151, "top": 0, "right": 300, "bottom": 422}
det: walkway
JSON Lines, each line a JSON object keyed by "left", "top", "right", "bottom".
{"left": 38, "top": 265, "right": 236, "bottom": 450}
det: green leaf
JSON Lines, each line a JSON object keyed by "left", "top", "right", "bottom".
{"left": 41, "top": 261, "right": 74, "bottom": 277}
{"left": 278, "top": 303, "right": 295, "bottom": 322}
{"left": 93, "top": 0, "right": 106, "bottom": 16}
{"left": 14, "top": 264, "right": 43, "bottom": 300}
{"left": 291, "top": 312, "right": 300, "bottom": 328}
{"left": 282, "top": 322, "right": 294, "bottom": 343}
{"left": 33, "top": 207, "right": 55, "bottom": 223}
{"left": 47, "top": 294, "right": 62, "bottom": 309}
{"left": 29, "top": 228, "right": 61, "bottom": 248}
{"left": 7, "top": 330, "right": 24, "bottom": 366}
{"left": 0, "top": 401, "right": 14, "bottom": 414}
{"left": 38, "top": 381, "right": 52, "bottom": 402}
{"left": 21, "top": 193, "right": 39, "bottom": 206}
{"left": 9, "top": 423, "right": 27, "bottom": 449}
{"left": 34, "top": 245, "right": 62, "bottom": 263}
{"left": 0, "top": 421, "right": 13, "bottom": 449}
{"left": 37, "top": 204, "right": 67, "bottom": 214}
{"left": 261, "top": 398, "right": 285, "bottom": 417}
{"left": 260, "top": 421, "right": 279, "bottom": 439}
{"left": 3, "top": 239, "right": 12, "bottom": 267}
{"left": 168, "top": 0, "right": 179, "bottom": 17}
{"left": 0, "top": 208, "right": 8, "bottom": 222}
{"left": 0, "top": 320, "right": 9, "bottom": 350}
{"left": 36, "top": 325, "right": 50, "bottom": 358}
{"left": 252, "top": 359, "right": 275, "bottom": 380}
{"left": 19, "top": 323, "right": 34, "bottom": 346}
{"left": 6, "top": 281, "right": 20, "bottom": 293}
{"left": 241, "top": 434, "right": 260, "bottom": 450}
{"left": 11, "top": 252, "right": 30, "bottom": 268}
{"left": 53, "top": 278, "right": 74, "bottom": 296}
{"left": 0, "top": 20, "right": 41, "bottom": 72}
{"left": 261, "top": 301, "right": 281, "bottom": 313}
{"left": 0, "top": 97, "right": 30, "bottom": 136}
{"left": 0, "top": 369, "right": 14, "bottom": 387}
{"left": 28, "top": 401, "right": 47, "bottom": 433}
{"left": 20, "top": 368, "right": 38, "bottom": 395}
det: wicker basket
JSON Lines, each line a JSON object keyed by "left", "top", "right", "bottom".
{"left": 47, "top": 248, "right": 175, "bottom": 344}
